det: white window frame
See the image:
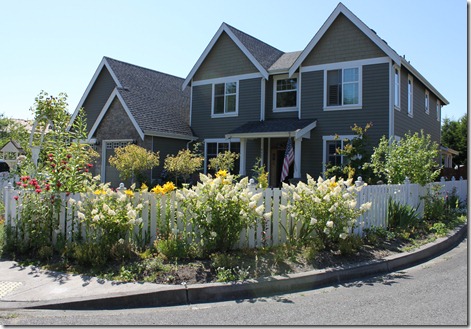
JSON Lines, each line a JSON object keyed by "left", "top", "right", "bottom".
{"left": 273, "top": 74, "right": 298, "bottom": 112}
{"left": 425, "top": 90, "right": 430, "bottom": 114}
{"left": 322, "top": 135, "right": 356, "bottom": 174}
{"left": 407, "top": 74, "right": 414, "bottom": 117}
{"left": 203, "top": 138, "right": 240, "bottom": 174}
{"left": 324, "top": 64, "right": 362, "bottom": 111}
{"left": 211, "top": 81, "right": 239, "bottom": 118}
{"left": 394, "top": 65, "right": 401, "bottom": 110}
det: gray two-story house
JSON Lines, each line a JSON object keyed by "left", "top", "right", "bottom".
{"left": 183, "top": 2, "right": 448, "bottom": 186}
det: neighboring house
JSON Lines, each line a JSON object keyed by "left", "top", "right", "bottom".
{"left": 0, "top": 140, "right": 24, "bottom": 171}
{"left": 70, "top": 57, "right": 195, "bottom": 187}
{"left": 183, "top": 2, "right": 448, "bottom": 186}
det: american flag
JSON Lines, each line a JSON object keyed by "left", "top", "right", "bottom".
{"left": 280, "top": 138, "right": 294, "bottom": 183}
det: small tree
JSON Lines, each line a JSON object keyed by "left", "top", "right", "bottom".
{"left": 208, "top": 151, "right": 239, "bottom": 173}
{"left": 325, "top": 122, "right": 374, "bottom": 182}
{"left": 369, "top": 130, "right": 441, "bottom": 185}
{"left": 109, "top": 144, "right": 159, "bottom": 186}
{"left": 164, "top": 146, "right": 204, "bottom": 186}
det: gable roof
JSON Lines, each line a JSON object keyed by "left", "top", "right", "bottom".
{"left": 288, "top": 2, "right": 448, "bottom": 105}
{"left": 71, "top": 57, "right": 195, "bottom": 141}
{"left": 183, "top": 22, "right": 284, "bottom": 89}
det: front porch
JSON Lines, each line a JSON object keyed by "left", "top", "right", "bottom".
{"left": 226, "top": 118, "right": 317, "bottom": 187}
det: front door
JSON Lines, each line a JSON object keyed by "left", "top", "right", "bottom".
{"left": 270, "top": 143, "right": 293, "bottom": 187}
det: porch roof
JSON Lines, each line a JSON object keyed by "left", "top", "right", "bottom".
{"left": 225, "top": 118, "right": 317, "bottom": 140}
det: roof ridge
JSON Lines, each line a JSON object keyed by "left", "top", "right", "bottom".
{"left": 223, "top": 22, "right": 284, "bottom": 54}
{"left": 103, "top": 56, "right": 185, "bottom": 81}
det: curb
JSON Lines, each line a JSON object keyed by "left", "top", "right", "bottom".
{"left": 7, "top": 223, "right": 467, "bottom": 310}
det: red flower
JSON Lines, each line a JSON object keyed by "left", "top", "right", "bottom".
{"left": 66, "top": 154, "right": 72, "bottom": 159}
{"left": 48, "top": 153, "right": 54, "bottom": 158}
{"left": 35, "top": 188, "right": 42, "bottom": 193}
{"left": 84, "top": 169, "right": 89, "bottom": 172}
{"left": 21, "top": 176, "right": 30, "bottom": 182}
{"left": 22, "top": 184, "right": 28, "bottom": 188}
{"left": 16, "top": 181, "right": 21, "bottom": 186}
{"left": 45, "top": 184, "right": 51, "bottom": 191}
{"left": 13, "top": 196, "right": 19, "bottom": 201}
{"left": 56, "top": 182, "right": 62, "bottom": 188}
{"left": 66, "top": 192, "right": 70, "bottom": 196}
{"left": 87, "top": 163, "right": 93, "bottom": 168}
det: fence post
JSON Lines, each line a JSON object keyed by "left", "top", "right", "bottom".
{"left": 4, "top": 182, "right": 13, "bottom": 226}
{"left": 355, "top": 176, "right": 364, "bottom": 187}
{"left": 440, "top": 176, "right": 446, "bottom": 183}
{"left": 117, "top": 183, "right": 126, "bottom": 192}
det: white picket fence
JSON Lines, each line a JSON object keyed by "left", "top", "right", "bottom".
{"left": 3, "top": 178, "right": 467, "bottom": 249}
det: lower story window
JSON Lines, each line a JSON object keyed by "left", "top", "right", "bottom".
{"left": 323, "top": 135, "right": 356, "bottom": 173}
{"left": 205, "top": 140, "right": 240, "bottom": 174}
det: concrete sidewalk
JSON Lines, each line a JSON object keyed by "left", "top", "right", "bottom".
{"left": 0, "top": 223, "right": 467, "bottom": 310}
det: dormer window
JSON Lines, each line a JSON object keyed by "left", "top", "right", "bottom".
{"left": 273, "top": 75, "right": 298, "bottom": 112}
{"left": 212, "top": 81, "right": 238, "bottom": 117}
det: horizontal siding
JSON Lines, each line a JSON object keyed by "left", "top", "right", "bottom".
{"left": 300, "top": 63, "right": 390, "bottom": 177}
{"left": 191, "top": 78, "right": 261, "bottom": 139}
{"left": 302, "top": 13, "right": 386, "bottom": 67}
{"left": 395, "top": 66, "right": 441, "bottom": 143}
{"left": 193, "top": 32, "right": 258, "bottom": 81}
{"left": 82, "top": 67, "right": 116, "bottom": 132}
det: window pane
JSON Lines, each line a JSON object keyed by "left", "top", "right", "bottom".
{"left": 226, "top": 95, "right": 236, "bottom": 112}
{"left": 218, "top": 143, "right": 229, "bottom": 153}
{"left": 343, "top": 83, "right": 358, "bottom": 105}
{"left": 277, "top": 78, "right": 297, "bottom": 91}
{"left": 277, "top": 91, "right": 297, "bottom": 108}
{"left": 327, "top": 70, "right": 341, "bottom": 106}
{"left": 214, "top": 95, "right": 224, "bottom": 114}
{"left": 326, "top": 140, "right": 341, "bottom": 166}
{"left": 226, "top": 82, "right": 237, "bottom": 94}
{"left": 344, "top": 68, "right": 358, "bottom": 82}
{"left": 215, "top": 83, "right": 225, "bottom": 96}
{"left": 207, "top": 143, "right": 217, "bottom": 157}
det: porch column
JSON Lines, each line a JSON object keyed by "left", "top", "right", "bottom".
{"left": 294, "top": 138, "right": 302, "bottom": 178}
{"left": 239, "top": 138, "right": 247, "bottom": 176}
{"left": 260, "top": 138, "right": 264, "bottom": 166}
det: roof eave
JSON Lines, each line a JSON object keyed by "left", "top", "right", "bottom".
{"left": 183, "top": 23, "right": 269, "bottom": 90}
{"left": 288, "top": 3, "right": 402, "bottom": 77}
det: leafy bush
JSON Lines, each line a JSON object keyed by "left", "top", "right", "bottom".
{"left": 164, "top": 146, "right": 203, "bottom": 186}
{"left": 154, "top": 233, "right": 187, "bottom": 260}
{"left": 387, "top": 198, "right": 421, "bottom": 231}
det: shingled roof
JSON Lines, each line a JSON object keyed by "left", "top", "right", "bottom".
{"left": 104, "top": 57, "right": 194, "bottom": 139}
{"left": 224, "top": 23, "right": 284, "bottom": 71}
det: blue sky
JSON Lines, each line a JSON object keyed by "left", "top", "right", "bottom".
{"left": 0, "top": 0, "right": 467, "bottom": 122}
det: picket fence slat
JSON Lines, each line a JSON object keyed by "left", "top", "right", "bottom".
{"left": 4, "top": 179, "right": 467, "bottom": 250}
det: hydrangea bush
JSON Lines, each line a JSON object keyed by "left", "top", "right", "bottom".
{"left": 177, "top": 170, "right": 264, "bottom": 255}
{"left": 281, "top": 175, "right": 371, "bottom": 248}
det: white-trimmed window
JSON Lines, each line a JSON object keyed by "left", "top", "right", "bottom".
{"left": 394, "top": 66, "right": 401, "bottom": 110}
{"left": 325, "top": 66, "right": 361, "bottom": 109}
{"left": 407, "top": 75, "right": 413, "bottom": 117}
{"left": 273, "top": 75, "right": 298, "bottom": 112}
{"left": 212, "top": 81, "right": 238, "bottom": 117}
{"left": 204, "top": 139, "right": 240, "bottom": 174}
{"left": 322, "top": 135, "right": 356, "bottom": 172}
{"left": 436, "top": 100, "right": 441, "bottom": 122}
{"left": 425, "top": 90, "right": 429, "bottom": 114}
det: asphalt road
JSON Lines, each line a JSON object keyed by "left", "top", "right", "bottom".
{"left": 1, "top": 238, "right": 467, "bottom": 326}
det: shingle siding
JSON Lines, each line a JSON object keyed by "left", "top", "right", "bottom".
{"left": 302, "top": 13, "right": 386, "bottom": 66}
{"left": 82, "top": 67, "right": 116, "bottom": 131}
{"left": 193, "top": 32, "right": 258, "bottom": 81}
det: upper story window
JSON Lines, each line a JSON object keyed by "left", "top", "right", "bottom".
{"left": 425, "top": 90, "right": 429, "bottom": 114}
{"left": 394, "top": 66, "right": 400, "bottom": 110}
{"left": 273, "top": 75, "right": 298, "bottom": 112}
{"left": 407, "top": 75, "right": 413, "bottom": 117}
{"left": 325, "top": 67, "right": 361, "bottom": 110}
{"left": 212, "top": 81, "right": 238, "bottom": 117}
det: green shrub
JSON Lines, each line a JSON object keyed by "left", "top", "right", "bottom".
{"left": 387, "top": 198, "right": 421, "bottom": 231}
{"left": 154, "top": 234, "right": 187, "bottom": 260}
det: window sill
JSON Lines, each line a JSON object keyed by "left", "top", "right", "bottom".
{"left": 211, "top": 113, "right": 238, "bottom": 118}
{"left": 273, "top": 107, "right": 298, "bottom": 113}
{"left": 323, "top": 105, "right": 362, "bottom": 111}
{"left": 394, "top": 106, "right": 401, "bottom": 111}
{"left": 408, "top": 113, "right": 413, "bottom": 118}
